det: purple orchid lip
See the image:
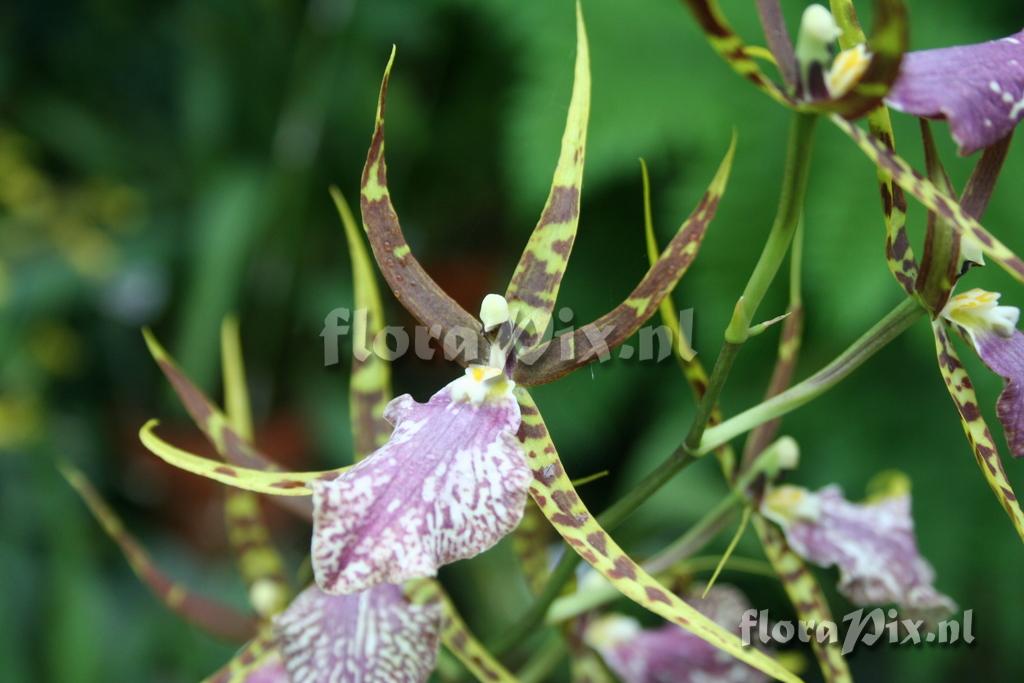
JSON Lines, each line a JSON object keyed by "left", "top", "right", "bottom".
{"left": 311, "top": 368, "right": 531, "bottom": 594}
{"left": 274, "top": 583, "right": 441, "bottom": 683}
{"left": 762, "top": 484, "right": 956, "bottom": 621}
{"left": 886, "top": 29, "right": 1024, "bottom": 155}
{"left": 586, "top": 584, "right": 769, "bottom": 683}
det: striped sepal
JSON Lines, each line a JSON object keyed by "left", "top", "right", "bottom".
{"left": 933, "top": 321, "right": 1024, "bottom": 542}
{"left": 515, "top": 135, "right": 736, "bottom": 386}
{"left": 360, "top": 48, "right": 486, "bottom": 367}
{"left": 833, "top": 114, "right": 1024, "bottom": 286}
{"left": 515, "top": 389, "right": 801, "bottom": 683}
{"left": 332, "top": 188, "right": 393, "bottom": 461}
{"left": 60, "top": 463, "right": 258, "bottom": 642}
{"left": 220, "top": 318, "right": 290, "bottom": 616}
{"left": 505, "top": 3, "right": 590, "bottom": 350}
{"left": 406, "top": 579, "right": 517, "bottom": 683}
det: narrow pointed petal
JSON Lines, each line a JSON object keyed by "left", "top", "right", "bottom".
{"left": 647, "top": 244, "right": 848, "bottom": 680}
{"left": 312, "top": 371, "right": 530, "bottom": 594}
{"left": 933, "top": 321, "right": 1024, "bottom": 541}
{"left": 142, "top": 329, "right": 286, "bottom": 473}
{"left": 915, "top": 120, "right": 961, "bottom": 312}
{"left": 333, "top": 187, "right": 394, "bottom": 461}
{"left": 942, "top": 291, "right": 1024, "bottom": 457}
{"left": 220, "top": 318, "right": 290, "bottom": 615}
{"left": 203, "top": 629, "right": 288, "bottom": 683}
{"left": 274, "top": 584, "right": 441, "bottom": 683}
{"left": 504, "top": 4, "right": 590, "bottom": 349}
{"left": 751, "top": 516, "right": 851, "bottom": 682}
{"left": 514, "top": 390, "right": 800, "bottom": 683}
{"left": 763, "top": 483, "right": 956, "bottom": 619}
{"left": 886, "top": 30, "right": 1024, "bottom": 155}
{"left": 139, "top": 419, "right": 346, "bottom": 496}
{"left": 681, "top": 0, "right": 794, "bottom": 107}
{"left": 754, "top": 0, "right": 798, "bottom": 89}
{"left": 959, "top": 132, "right": 1013, "bottom": 218}
{"left": 60, "top": 463, "right": 258, "bottom": 642}
{"left": 829, "top": 1, "right": 918, "bottom": 296}
{"left": 405, "top": 578, "right": 517, "bottom": 682}
{"left": 832, "top": 114, "right": 1024, "bottom": 285}
{"left": 360, "top": 49, "right": 486, "bottom": 367}
{"left": 515, "top": 136, "right": 735, "bottom": 386}
{"left": 586, "top": 585, "right": 769, "bottom": 683}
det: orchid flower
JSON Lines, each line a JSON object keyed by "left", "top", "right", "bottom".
{"left": 584, "top": 584, "right": 770, "bottom": 683}
{"left": 886, "top": 29, "right": 1024, "bottom": 155}
{"left": 682, "top": 0, "right": 907, "bottom": 118}
{"left": 64, "top": 206, "right": 513, "bottom": 682}
{"left": 132, "top": 5, "right": 805, "bottom": 680}
{"left": 761, "top": 483, "right": 956, "bottom": 621}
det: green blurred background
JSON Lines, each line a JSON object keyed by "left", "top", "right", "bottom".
{"left": 3, "top": 0, "right": 1024, "bottom": 680}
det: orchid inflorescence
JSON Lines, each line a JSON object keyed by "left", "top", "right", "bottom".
{"left": 63, "top": 1, "right": 1024, "bottom": 681}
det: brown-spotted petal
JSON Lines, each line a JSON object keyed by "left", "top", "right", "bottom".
{"left": 514, "top": 135, "right": 735, "bottom": 385}
{"left": 762, "top": 484, "right": 956, "bottom": 620}
{"left": 941, "top": 288, "right": 1024, "bottom": 456}
{"left": 504, "top": 2, "right": 590, "bottom": 350}
{"left": 886, "top": 29, "right": 1024, "bottom": 155}
{"left": 585, "top": 585, "right": 769, "bottom": 683}
{"left": 360, "top": 49, "right": 486, "bottom": 367}
{"left": 274, "top": 584, "right": 441, "bottom": 683}
{"left": 311, "top": 369, "right": 531, "bottom": 594}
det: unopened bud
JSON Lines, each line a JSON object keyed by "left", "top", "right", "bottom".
{"left": 480, "top": 293, "right": 510, "bottom": 332}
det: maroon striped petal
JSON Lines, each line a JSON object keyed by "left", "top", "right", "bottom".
{"left": 585, "top": 585, "right": 767, "bottom": 683}
{"left": 274, "top": 584, "right": 441, "bottom": 683}
{"left": 942, "top": 288, "right": 1024, "bottom": 456}
{"left": 312, "top": 368, "right": 530, "bottom": 594}
{"left": 762, "top": 485, "right": 956, "bottom": 620}
{"left": 886, "top": 30, "right": 1024, "bottom": 154}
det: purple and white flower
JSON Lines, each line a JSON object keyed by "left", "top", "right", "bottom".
{"left": 311, "top": 364, "right": 531, "bottom": 594}
{"left": 584, "top": 585, "right": 768, "bottom": 683}
{"left": 941, "top": 288, "right": 1024, "bottom": 456}
{"left": 761, "top": 484, "right": 955, "bottom": 620}
{"left": 274, "top": 583, "right": 442, "bottom": 683}
{"left": 886, "top": 29, "right": 1024, "bottom": 154}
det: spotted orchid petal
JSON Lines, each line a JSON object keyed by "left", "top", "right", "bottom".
{"left": 332, "top": 188, "right": 394, "bottom": 461}
{"left": 274, "top": 583, "right": 442, "bottom": 683}
{"left": 220, "top": 318, "right": 291, "bottom": 616}
{"left": 585, "top": 585, "right": 769, "bottom": 683}
{"left": 142, "top": 328, "right": 314, "bottom": 519}
{"left": 932, "top": 320, "right": 1024, "bottom": 542}
{"left": 514, "top": 134, "right": 736, "bottom": 386}
{"left": 831, "top": 113, "right": 1024, "bottom": 286}
{"left": 762, "top": 484, "right": 956, "bottom": 620}
{"left": 60, "top": 463, "right": 259, "bottom": 642}
{"left": 941, "top": 289, "right": 1024, "bottom": 457}
{"left": 312, "top": 368, "right": 530, "bottom": 594}
{"left": 505, "top": 3, "right": 590, "bottom": 351}
{"left": 360, "top": 49, "right": 487, "bottom": 368}
{"left": 515, "top": 390, "right": 800, "bottom": 683}
{"left": 885, "top": 30, "right": 1024, "bottom": 155}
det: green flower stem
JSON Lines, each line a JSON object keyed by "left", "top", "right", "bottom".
{"left": 699, "top": 296, "right": 926, "bottom": 454}
{"left": 516, "top": 636, "right": 565, "bottom": 683}
{"left": 544, "top": 438, "right": 792, "bottom": 624}
{"left": 686, "top": 112, "right": 818, "bottom": 450}
{"left": 724, "top": 112, "right": 817, "bottom": 345}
